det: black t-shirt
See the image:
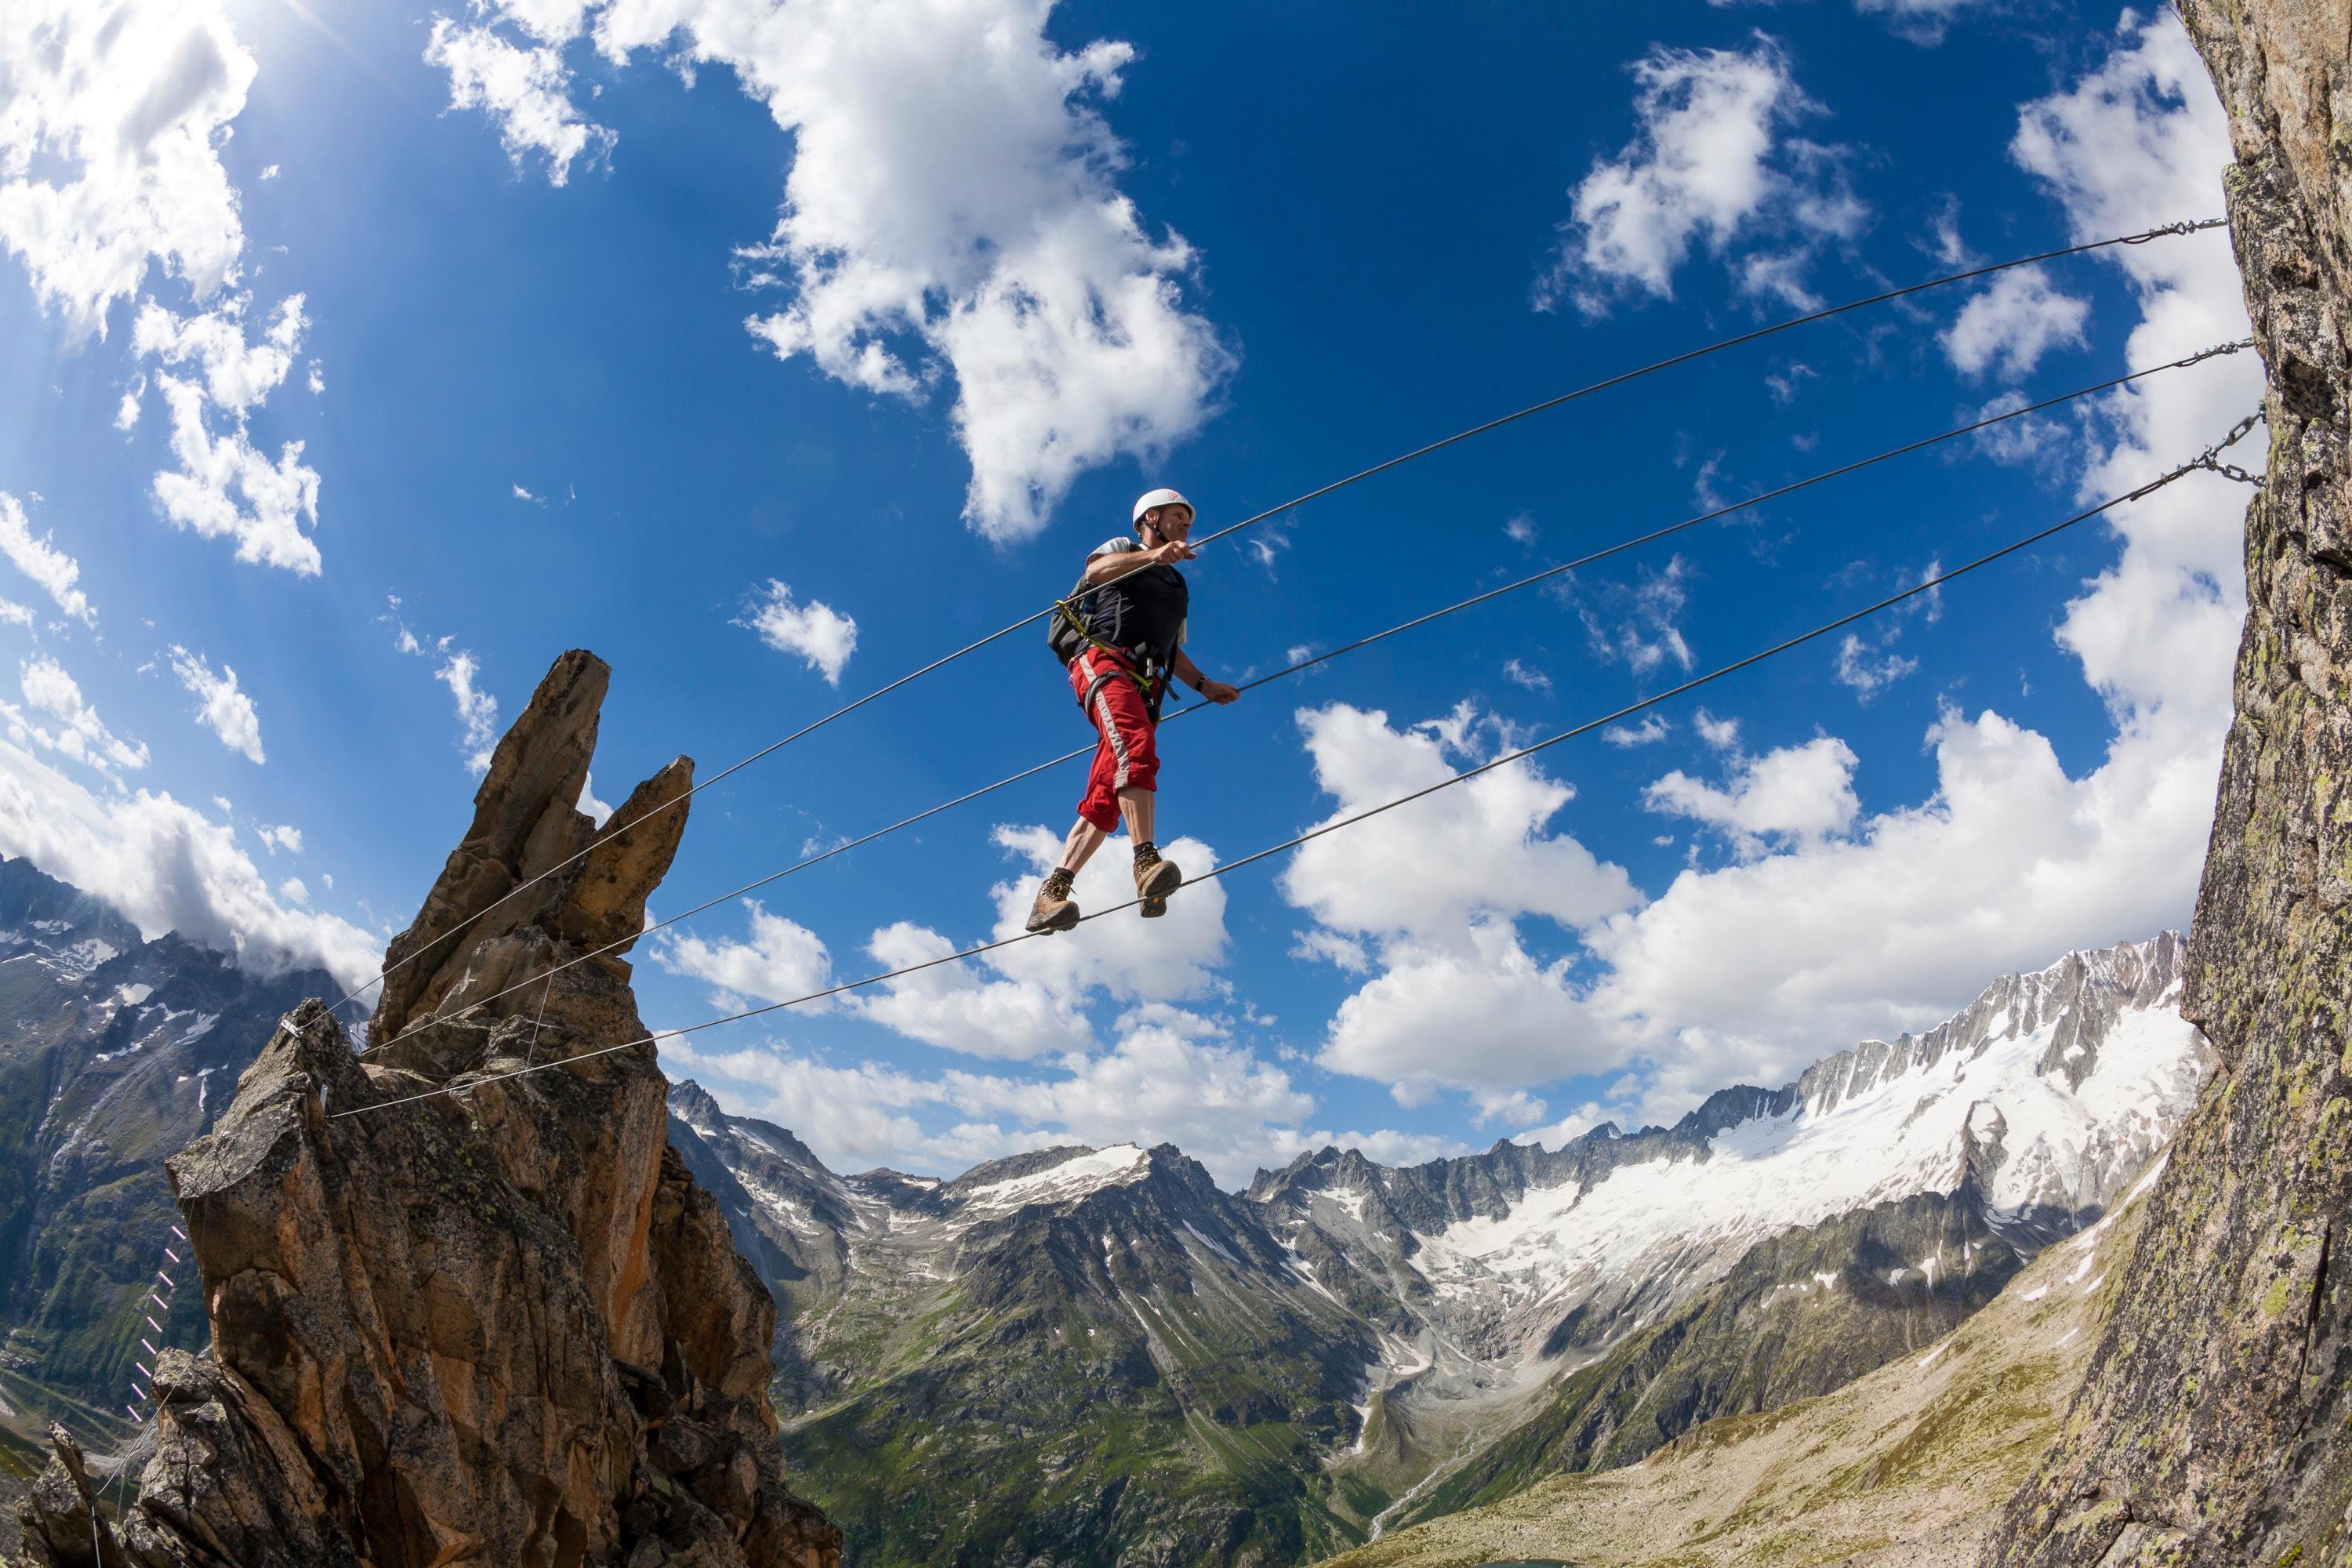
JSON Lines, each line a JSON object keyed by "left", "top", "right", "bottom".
{"left": 1076, "top": 537, "right": 1189, "bottom": 672}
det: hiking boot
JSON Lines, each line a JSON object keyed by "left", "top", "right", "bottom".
{"left": 1133, "top": 843, "right": 1181, "bottom": 911}
{"left": 1025, "top": 869, "right": 1080, "bottom": 935}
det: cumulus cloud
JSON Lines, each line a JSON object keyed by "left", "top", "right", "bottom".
{"left": 0, "top": 730, "right": 376, "bottom": 989}
{"left": 167, "top": 645, "right": 264, "bottom": 764}
{"left": 1942, "top": 266, "right": 2091, "bottom": 379}
{"left": 425, "top": 20, "right": 614, "bottom": 185}
{"left": 436, "top": 652, "right": 500, "bottom": 774}
{"left": 670, "top": 1004, "right": 1329, "bottom": 1188}
{"left": 140, "top": 299, "right": 323, "bottom": 574}
{"left": 1563, "top": 18, "right": 2254, "bottom": 1116}
{"left": 1279, "top": 702, "right": 1639, "bottom": 1105}
{"left": 743, "top": 579, "right": 858, "bottom": 685}
{"left": 1832, "top": 632, "right": 1921, "bottom": 697}
{"left": 657, "top": 898, "right": 835, "bottom": 1012}
{"left": 1540, "top": 36, "right": 1867, "bottom": 314}
{"left": 1644, "top": 735, "right": 1861, "bottom": 857}
{"left": 0, "top": 2, "right": 324, "bottom": 574}
{"left": 255, "top": 823, "right": 302, "bottom": 854}
{"left": 0, "top": 1, "right": 253, "bottom": 334}
{"left": 428, "top": 0, "right": 1232, "bottom": 541}
{"left": 5, "top": 656, "right": 149, "bottom": 777}
{"left": 0, "top": 495, "right": 95, "bottom": 626}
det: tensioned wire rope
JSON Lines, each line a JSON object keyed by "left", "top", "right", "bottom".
{"left": 328, "top": 405, "right": 2266, "bottom": 1121}
{"left": 356, "top": 336, "right": 2255, "bottom": 1058}
{"left": 327, "top": 215, "right": 2233, "bottom": 1022}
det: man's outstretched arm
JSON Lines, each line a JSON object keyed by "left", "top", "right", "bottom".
{"left": 1171, "top": 648, "right": 1238, "bottom": 705}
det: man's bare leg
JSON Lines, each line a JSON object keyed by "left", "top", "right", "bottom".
{"left": 1056, "top": 817, "right": 1110, "bottom": 875}
{"left": 1116, "top": 786, "right": 1155, "bottom": 848}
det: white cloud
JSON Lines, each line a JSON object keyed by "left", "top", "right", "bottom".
{"left": 1693, "top": 709, "right": 1742, "bottom": 750}
{"left": 1504, "top": 514, "right": 1537, "bottom": 546}
{"left": 0, "top": 0, "right": 253, "bottom": 335}
{"left": 1644, "top": 735, "right": 1860, "bottom": 857}
{"left": 425, "top": 20, "right": 614, "bottom": 186}
{"left": 7, "top": 656, "right": 148, "bottom": 776}
{"left": 1852, "top": 0, "right": 1991, "bottom": 45}
{"left": 1501, "top": 657, "right": 1553, "bottom": 696}
{"left": 436, "top": 652, "right": 500, "bottom": 773}
{"left": 430, "top": 0, "right": 1232, "bottom": 543}
{"left": 1280, "top": 702, "right": 1637, "bottom": 942}
{"left": 1541, "top": 36, "right": 1867, "bottom": 314}
{"left": 255, "top": 823, "right": 302, "bottom": 855}
{"left": 167, "top": 645, "right": 264, "bottom": 764}
{"left": 0, "top": 495, "right": 95, "bottom": 625}
{"left": 513, "top": 483, "right": 546, "bottom": 504}
{"left": 1563, "top": 17, "right": 2252, "bottom": 1116}
{"left": 122, "top": 295, "right": 320, "bottom": 579}
{"left": 849, "top": 821, "right": 1229, "bottom": 1060}
{"left": 579, "top": 771, "right": 613, "bottom": 827}
{"left": 1942, "top": 266, "right": 2091, "bottom": 379}
{"left": 1574, "top": 555, "right": 1695, "bottom": 676}
{"left": 743, "top": 579, "right": 858, "bottom": 685}
{"left": 1832, "top": 631, "right": 1921, "bottom": 697}
{"left": 0, "top": 600, "right": 31, "bottom": 630}
{"left": 1279, "top": 702, "right": 1639, "bottom": 1105}
{"left": 0, "top": 731, "right": 377, "bottom": 989}
{"left": 259, "top": 164, "right": 280, "bottom": 181}
{"left": 278, "top": 876, "right": 307, "bottom": 906}
{"left": 1604, "top": 714, "right": 1671, "bottom": 748}
{"left": 1764, "top": 361, "right": 1817, "bottom": 404}
{"left": 672, "top": 1003, "right": 1325, "bottom": 1188}
{"left": 853, "top": 919, "right": 1094, "bottom": 1061}
{"left": 1289, "top": 928, "right": 1370, "bottom": 974}
{"left": 657, "top": 898, "right": 836, "bottom": 1011}
{"left": 1, "top": 2, "right": 323, "bottom": 575}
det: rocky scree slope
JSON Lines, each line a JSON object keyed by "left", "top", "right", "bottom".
{"left": 668, "top": 936, "right": 2207, "bottom": 1564}
{"left": 0, "top": 858, "right": 344, "bottom": 1475}
{"left": 12, "top": 649, "right": 840, "bottom": 1568}
{"left": 1312, "top": 1154, "right": 2172, "bottom": 1568}
{"left": 1981, "top": 5, "right": 2352, "bottom": 1566}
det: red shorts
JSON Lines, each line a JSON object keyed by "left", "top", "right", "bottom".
{"left": 1070, "top": 648, "right": 1160, "bottom": 830}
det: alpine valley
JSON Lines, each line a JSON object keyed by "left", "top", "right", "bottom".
{"left": 0, "top": 824, "right": 2216, "bottom": 1566}
{"left": 666, "top": 930, "right": 2212, "bottom": 1566}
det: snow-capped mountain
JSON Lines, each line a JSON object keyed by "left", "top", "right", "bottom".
{"left": 674, "top": 932, "right": 2213, "bottom": 1566}
{"left": 1258, "top": 933, "right": 2206, "bottom": 1372}
{"left": 0, "top": 857, "right": 348, "bottom": 1455}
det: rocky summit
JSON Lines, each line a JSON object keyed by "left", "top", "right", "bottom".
{"left": 11, "top": 650, "right": 840, "bottom": 1568}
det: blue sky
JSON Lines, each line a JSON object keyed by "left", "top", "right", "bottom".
{"left": 0, "top": 0, "right": 2263, "bottom": 1182}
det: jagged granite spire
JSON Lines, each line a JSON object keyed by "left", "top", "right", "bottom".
{"left": 14, "top": 650, "right": 840, "bottom": 1568}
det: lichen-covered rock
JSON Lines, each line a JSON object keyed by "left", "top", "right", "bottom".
{"left": 15, "top": 649, "right": 840, "bottom": 1568}
{"left": 1983, "top": 6, "right": 2352, "bottom": 1566}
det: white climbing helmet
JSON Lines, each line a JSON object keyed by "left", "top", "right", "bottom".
{"left": 1132, "top": 487, "right": 1192, "bottom": 528}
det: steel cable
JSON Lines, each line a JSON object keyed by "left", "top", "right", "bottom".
{"left": 327, "top": 216, "right": 2232, "bottom": 1020}
{"left": 358, "top": 336, "right": 2251, "bottom": 1054}
{"left": 331, "top": 405, "right": 2264, "bottom": 1120}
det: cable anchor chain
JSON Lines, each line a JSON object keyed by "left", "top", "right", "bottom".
{"left": 2190, "top": 406, "right": 2267, "bottom": 488}
{"left": 2123, "top": 216, "right": 2232, "bottom": 243}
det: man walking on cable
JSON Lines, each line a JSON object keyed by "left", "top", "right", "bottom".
{"left": 1028, "top": 487, "right": 1240, "bottom": 933}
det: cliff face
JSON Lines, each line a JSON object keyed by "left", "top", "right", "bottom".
{"left": 13, "top": 650, "right": 840, "bottom": 1568}
{"left": 1986, "top": 6, "right": 2352, "bottom": 1565}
